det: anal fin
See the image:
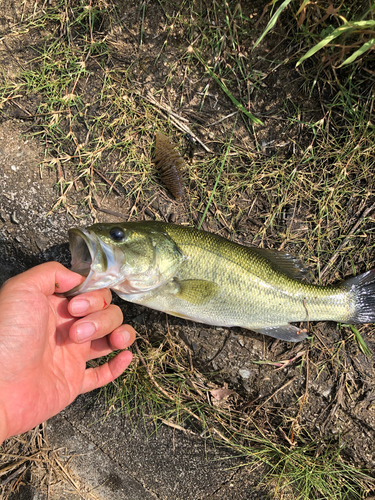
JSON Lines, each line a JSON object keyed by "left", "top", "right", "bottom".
{"left": 252, "top": 324, "right": 308, "bottom": 342}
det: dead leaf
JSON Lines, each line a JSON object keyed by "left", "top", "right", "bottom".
{"left": 326, "top": 3, "right": 340, "bottom": 16}
{"left": 297, "top": 1, "right": 311, "bottom": 28}
{"left": 210, "top": 387, "right": 236, "bottom": 401}
{"left": 318, "top": 1, "right": 344, "bottom": 27}
{"left": 297, "top": 8, "right": 307, "bottom": 29}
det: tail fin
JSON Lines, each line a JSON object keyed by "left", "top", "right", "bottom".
{"left": 343, "top": 269, "right": 375, "bottom": 323}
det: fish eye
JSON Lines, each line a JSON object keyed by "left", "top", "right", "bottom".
{"left": 109, "top": 227, "right": 125, "bottom": 242}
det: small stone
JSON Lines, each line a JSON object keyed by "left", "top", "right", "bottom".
{"left": 239, "top": 369, "right": 251, "bottom": 379}
{"left": 11, "top": 211, "right": 19, "bottom": 224}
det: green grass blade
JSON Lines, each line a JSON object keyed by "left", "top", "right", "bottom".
{"left": 193, "top": 51, "right": 263, "bottom": 125}
{"left": 296, "top": 27, "right": 347, "bottom": 67}
{"left": 349, "top": 325, "right": 372, "bottom": 357}
{"left": 297, "top": 21, "right": 375, "bottom": 67}
{"left": 345, "top": 20, "right": 375, "bottom": 29}
{"left": 296, "top": 0, "right": 311, "bottom": 17}
{"left": 206, "top": 69, "right": 263, "bottom": 125}
{"left": 198, "top": 121, "right": 236, "bottom": 229}
{"left": 252, "top": 0, "right": 294, "bottom": 51}
{"left": 339, "top": 38, "right": 375, "bottom": 67}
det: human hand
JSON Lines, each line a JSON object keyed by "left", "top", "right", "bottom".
{"left": 0, "top": 262, "right": 136, "bottom": 443}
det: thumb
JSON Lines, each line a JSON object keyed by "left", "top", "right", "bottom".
{"left": 1, "top": 262, "right": 84, "bottom": 297}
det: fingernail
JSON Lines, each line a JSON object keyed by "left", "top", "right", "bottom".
{"left": 76, "top": 322, "right": 96, "bottom": 342}
{"left": 70, "top": 299, "right": 90, "bottom": 315}
{"left": 121, "top": 328, "right": 131, "bottom": 345}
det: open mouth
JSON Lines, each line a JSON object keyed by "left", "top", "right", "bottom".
{"left": 59, "top": 228, "right": 104, "bottom": 297}
{"left": 69, "top": 228, "right": 95, "bottom": 277}
{"left": 61, "top": 227, "right": 125, "bottom": 297}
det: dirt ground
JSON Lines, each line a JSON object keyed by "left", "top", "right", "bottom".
{"left": 1, "top": 0, "right": 375, "bottom": 498}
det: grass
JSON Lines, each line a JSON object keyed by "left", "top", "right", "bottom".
{"left": 0, "top": 424, "right": 90, "bottom": 497}
{"left": 1, "top": 0, "right": 375, "bottom": 498}
{"left": 98, "top": 328, "right": 375, "bottom": 499}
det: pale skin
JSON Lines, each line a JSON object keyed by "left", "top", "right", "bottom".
{"left": 0, "top": 262, "right": 136, "bottom": 445}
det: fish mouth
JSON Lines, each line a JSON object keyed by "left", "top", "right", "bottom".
{"left": 61, "top": 227, "right": 124, "bottom": 297}
{"left": 69, "top": 228, "right": 98, "bottom": 278}
{"left": 59, "top": 228, "right": 103, "bottom": 297}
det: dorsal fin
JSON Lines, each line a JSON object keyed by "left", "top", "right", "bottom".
{"left": 250, "top": 247, "right": 312, "bottom": 282}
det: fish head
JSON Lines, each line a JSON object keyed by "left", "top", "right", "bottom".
{"left": 63, "top": 222, "right": 186, "bottom": 297}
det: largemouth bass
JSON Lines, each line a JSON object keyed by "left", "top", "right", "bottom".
{"left": 63, "top": 221, "right": 375, "bottom": 342}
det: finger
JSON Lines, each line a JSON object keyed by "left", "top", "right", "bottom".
{"left": 69, "top": 304, "right": 123, "bottom": 343}
{"left": 86, "top": 325, "right": 137, "bottom": 361}
{"left": 107, "top": 324, "right": 137, "bottom": 350}
{"left": 80, "top": 351, "right": 133, "bottom": 394}
{"left": 1, "top": 262, "right": 84, "bottom": 297}
{"left": 68, "top": 289, "right": 112, "bottom": 317}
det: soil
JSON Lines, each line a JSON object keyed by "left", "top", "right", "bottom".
{"left": 1, "top": 0, "right": 375, "bottom": 498}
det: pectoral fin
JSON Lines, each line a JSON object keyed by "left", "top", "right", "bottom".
{"left": 174, "top": 279, "right": 219, "bottom": 305}
{"left": 252, "top": 325, "right": 308, "bottom": 342}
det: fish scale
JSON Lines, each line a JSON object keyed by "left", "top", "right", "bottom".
{"left": 62, "top": 221, "right": 375, "bottom": 342}
{"left": 147, "top": 223, "right": 352, "bottom": 328}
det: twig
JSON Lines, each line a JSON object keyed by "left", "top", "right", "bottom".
{"left": 321, "top": 373, "right": 345, "bottom": 433}
{"left": 92, "top": 167, "right": 122, "bottom": 195}
{"left": 0, "top": 464, "right": 26, "bottom": 486}
{"left": 127, "top": 182, "right": 143, "bottom": 221}
{"left": 2, "top": 40, "right": 27, "bottom": 71}
{"left": 320, "top": 200, "right": 375, "bottom": 278}
{"left": 134, "top": 341, "right": 232, "bottom": 444}
{"left": 52, "top": 453, "right": 87, "bottom": 500}
{"left": 251, "top": 350, "right": 305, "bottom": 370}
{"left": 313, "top": 329, "right": 331, "bottom": 352}
{"left": 253, "top": 376, "right": 297, "bottom": 415}
{"left": 134, "top": 340, "right": 176, "bottom": 402}
{"left": 0, "top": 451, "right": 43, "bottom": 477}
{"left": 160, "top": 419, "right": 196, "bottom": 436}
{"left": 95, "top": 206, "right": 127, "bottom": 219}
{"left": 172, "top": 113, "right": 207, "bottom": 148}
{"left": 206, "top": 111, "right": 238, "bottom": 127}
{"left": 4, "top": 109, "right": 71, "bottom": 120}
{"left": 207, "top": 332, "right": 232, "bottom": 365}
{"left": 290, "top": 352, "right": 309, "bottom": 444}
{"left": 145, "top": 92, "right": 190, "bottom": 123}
{"left": 144, "top": 92, "right": 211, "bottom": 152}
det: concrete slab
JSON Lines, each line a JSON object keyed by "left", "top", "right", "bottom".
{"left": 47, "top": 392, "right": 268, "bottom": 500}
